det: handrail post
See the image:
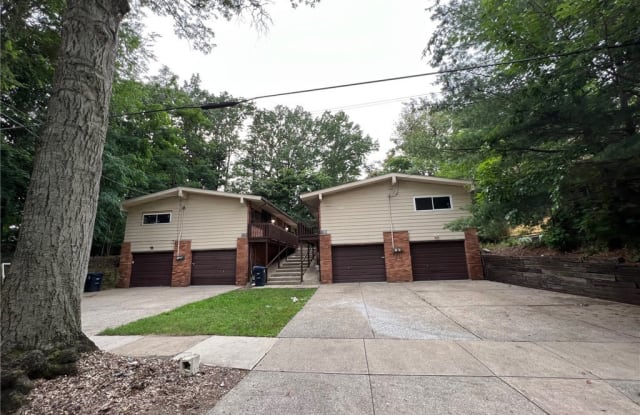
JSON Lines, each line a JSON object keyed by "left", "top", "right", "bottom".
{"left": 300, "top": 243, "right": 303, "bottom": 283}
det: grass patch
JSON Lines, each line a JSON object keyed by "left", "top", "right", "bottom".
{"left": 100, "top": 288, "right": 316, "bottom": 337}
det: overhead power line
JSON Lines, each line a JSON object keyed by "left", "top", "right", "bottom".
{"left": 110, "top": 40, "right": 640, "bottom": 118}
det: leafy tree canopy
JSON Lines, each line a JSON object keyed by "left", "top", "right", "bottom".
{"left": 1, "top": 0, "right": 324, "bottom": 258}
{"left": 233, "top": 105, "right": 377, "bottom": 221}
{"left": 390, "top": 0, "right": 640, "bottom": 248}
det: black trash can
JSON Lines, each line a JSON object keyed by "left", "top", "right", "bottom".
{"left": 252, "top": 266, "right": 267, "bottom": 287}
{"left": 84, "top": 272, "right": 104, "bottom": 292}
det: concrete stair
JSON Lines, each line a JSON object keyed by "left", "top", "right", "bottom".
{"left": 267, "top": 249, "right": 315, "bottom": 285}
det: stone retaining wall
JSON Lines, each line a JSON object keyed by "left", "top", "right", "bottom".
{"left": 482, "top": 254, "right": 639, "bottom": 305}
{"left": 88, "top": 255, "right": 120, "bottom": 289}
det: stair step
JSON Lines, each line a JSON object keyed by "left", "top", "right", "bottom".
{"left": 269, "top": 274, "right": 301, "bottom": 280}
{"left": 260, "top": 249, "right": 315, "bottom": 286}
{"left": 272, "top": 274, "right": 300, "bottom": 279}
{"left": 268, "top": 276, "right": 300, "bottom": 281}
{"left": 268, "top": 281, "right": 301, "bottom": 285}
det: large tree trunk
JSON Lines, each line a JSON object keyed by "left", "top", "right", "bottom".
{"left": 1, "top": 0, "right": 130, "bottom": 352}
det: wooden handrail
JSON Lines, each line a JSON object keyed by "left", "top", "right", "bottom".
{"left": 266, "top": 246, "right": 290, "bottom": 269}
{"left": 248, "top": 222, "right": 298, "bottom": 247}
{"left": 299, "top": 243, "right": 317, "bottom": 283}
{"left": 297, "top": 221, "right": 318, "bottom": 237}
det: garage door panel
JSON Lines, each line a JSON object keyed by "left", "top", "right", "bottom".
{"left": 191, "top": 250, "right": 236, "bottom": 285}
{"left": 411, "top": 241, "right": 468, "bottom": 281}
{"left": 332, "top": 245, "right": 386, "bottom": 283}
{"left": 131, "top": 252, "right": 173, "bottom": 287}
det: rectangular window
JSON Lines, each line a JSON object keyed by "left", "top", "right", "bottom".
{"left": 414, "top": 196, "right": 452, "bottom": 211}
{"left": 143, "top": 212, "right": 171, "bottom": 224}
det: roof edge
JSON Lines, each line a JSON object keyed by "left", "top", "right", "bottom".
{"left": 300, "top": 173, "right": 472, "bottom": 201}
{"left": 121, "top": 187, "right": 261, "bottom": 210}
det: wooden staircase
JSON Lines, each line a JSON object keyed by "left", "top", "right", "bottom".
{"left": 267, "top": 248, "right": 313, "bottom": 285}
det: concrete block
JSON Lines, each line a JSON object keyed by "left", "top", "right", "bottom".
{"left": 177, "top": 352, "right": 200, "bottom": 375}
{"left": 177, "top": 336, "right": 277, "bottom": 370}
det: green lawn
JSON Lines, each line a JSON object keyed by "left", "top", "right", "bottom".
{"left": 100, "top": 288, "right": 316, "bottom": 337}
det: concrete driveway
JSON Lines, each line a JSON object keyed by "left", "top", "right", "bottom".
{"left": 81, "top": 286, "right": 237, "bottom": 336}
{"left": 210, "top": 281, "right": 640, "bottom": 414}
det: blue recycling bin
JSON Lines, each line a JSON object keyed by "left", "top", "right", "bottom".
{"left": 84, "top": 272, "right": 104, "bottom": 292}
{"left": 252, "top": 266, "right": 267, "bottom": 286}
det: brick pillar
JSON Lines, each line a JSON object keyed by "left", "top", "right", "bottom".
{"left": 235, "top": 237, "right": 249, "bottom": 286}
{"left": 464, "top": 228, "right": 484, "bottom": 280}
{"left": 383, "top": 231, "right": 413, "bottom": 282}
{"left": 171, "top": 240, "right": 192, "bottom": 287}
{"left": 117, "top": 242, "right": 132, "bottom": 288}
{"left": 319, "top": 234, "right": 333, "bottom": 284}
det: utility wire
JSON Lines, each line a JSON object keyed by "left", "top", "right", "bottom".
{"left": 110, "top": 40, "right": 640, "bottom": 118}
{"left": 0, "top": 112, "right": 39, "bottom": 137}
{"left": 309, "top": 92, "right": 433, "bottom": 114}
{"left": 3, "top": 103, "right": 41, "bottom": 126}
{"left": 1, "top": 111, "right": 148, "bottom": 197}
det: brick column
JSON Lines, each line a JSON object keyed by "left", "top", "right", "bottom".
{"left": 171, "top": 240, "right": 192, "bottom": 287}
{"left": 464, "top": 228, "right": 484, "bottom": 280}
{"left": 319, "top": 234, "right": 333, "bottom": 284}
{"left": 235, "top": 237, "right": 249, "bottom": 285}
{"left": 383, "top": 231, "right": 413, "bottom": 282}
{"left": 117, "top": 242, "right": 132, "bottom": 288}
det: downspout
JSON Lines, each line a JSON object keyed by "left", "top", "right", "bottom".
{"left": 388, "top": 175, "right": 400, "bottom": 251}
{"left": 176, "top": 189, "right": 186, "bottom": 259}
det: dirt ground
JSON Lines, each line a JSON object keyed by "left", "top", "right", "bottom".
{"left": 486, "top": 245, "right": 639, "bottom": 264}
{"left": 16, "top": 351, "right": 246, "bottom": 415}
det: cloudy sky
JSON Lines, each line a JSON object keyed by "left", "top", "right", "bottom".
{"left": 145, "top": 0, "right": 440, "bottom": 163}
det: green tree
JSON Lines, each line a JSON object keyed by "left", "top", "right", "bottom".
{"left": 92, "top": 72, "right": 254, "bottom": 255}
{"left": 233, "top": 106, "right": 376, "bottom": 218}
{"left": 397, "top": 0, "right": 640, "bottom": 246}
{"left": 1, "top": 1, "right": 319, "bottom": 409}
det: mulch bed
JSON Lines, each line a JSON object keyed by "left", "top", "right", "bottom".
{"left": 15, "top": 351, "right": 246, "bottom": 415}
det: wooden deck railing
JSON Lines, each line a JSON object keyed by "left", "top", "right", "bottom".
{"left": 297, "top": 222, "right": 319, "bottom": 241}
{"left": 248, "top": 223, "right": 298, "bottom": 247}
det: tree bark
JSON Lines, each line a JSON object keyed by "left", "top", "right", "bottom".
{"left": 1, "top": 0, "right": 130, "bottom": 351}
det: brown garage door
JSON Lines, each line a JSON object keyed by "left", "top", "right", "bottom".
{"left": 411, "top": 241, "right": 468, "bottom": 280}
{"left": 332, "top": 244, "right": 386, "bottom": 283}
{"left": 131, "top": 252, "right": 173, "bottom": 287}
{"left": 191, "top": 250, "right": 236, "bottom": 285}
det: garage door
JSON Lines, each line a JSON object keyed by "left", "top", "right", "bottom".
{"left": 332, "top": 245, "right": 386, "bottom": 283}
{"left": 411, "top": 241, "right": 468, "bottom": 280}
{"left": 191, "top": 250, "right": 236, "bottom": 285}
{"left": 131, "top": 252, "right": 173, "bottom": 287}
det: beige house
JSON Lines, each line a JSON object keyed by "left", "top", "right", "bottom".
{"left": 300, "top": 173, "right": 483, "bottom": 283}
{"left": 118, "top": 187, "right": 298, "bottom": 287}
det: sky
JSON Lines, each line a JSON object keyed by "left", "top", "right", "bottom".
{"left": 144, "top": 0, "right": 441, "bottom": 164}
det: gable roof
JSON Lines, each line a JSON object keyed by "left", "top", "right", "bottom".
{"left": 300, "top": 173, "right": 472, "bottom": 211}
{"left": 121, "top": 187, "right": 297, "bottom": 227}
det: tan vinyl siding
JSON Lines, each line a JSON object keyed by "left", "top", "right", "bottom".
{"left": 124, "top": 194, "right": 248, "bottom": 252}
{"left": 321, "top": 180, "right": 471, "bottom": 245}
